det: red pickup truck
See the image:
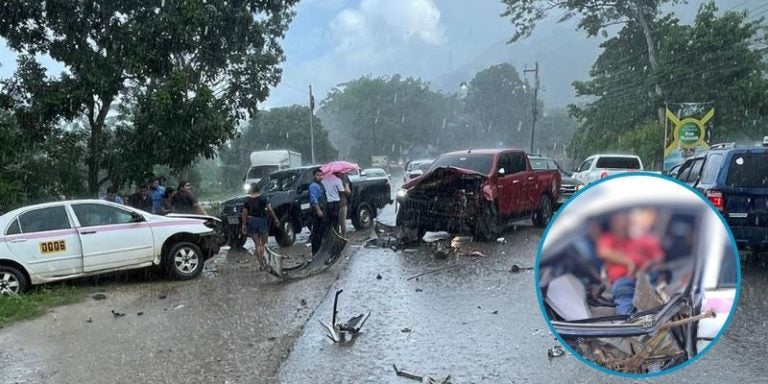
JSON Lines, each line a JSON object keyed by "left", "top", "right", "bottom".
{"left": 395, "top": 149, "right": 561, "bottom": 241}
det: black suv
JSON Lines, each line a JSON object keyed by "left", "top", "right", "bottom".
{"left": 674, "top": 144, "right": 768, "bottom": 251}
{"left": 219, "top": 166, "right": 392, "bottom": 248}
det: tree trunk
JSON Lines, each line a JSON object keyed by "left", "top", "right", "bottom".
{"left": 86, "top": 95, "right": 114, "bottom": 196}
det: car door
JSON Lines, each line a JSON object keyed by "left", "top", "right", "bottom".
{"left": 71, "top": 203, "right": 154, "bottom": 272}
{"left": 3, "top": 205, "right": 83, "bottom": 279}
{"left": 497, "top": 152, "right": 527, "bottom": 216}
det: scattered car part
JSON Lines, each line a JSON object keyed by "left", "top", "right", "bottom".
{"left": 545, "top": 274, "right": 591, "bottom": 321}
{"left": 264, "top": 228, "right": 347, "bottom": 280}
{"left": 320, "top": 289, "right": 370, "bottom": 343}
{"left": 392, "top": 365, "right": 423, "bottom": 382}
{"left": 547, "top": 345, "right": 565, "bottom": 361}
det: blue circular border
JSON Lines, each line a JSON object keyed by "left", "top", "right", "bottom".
{"left": 534, "top": 171, "right": 743, "bottom": 379}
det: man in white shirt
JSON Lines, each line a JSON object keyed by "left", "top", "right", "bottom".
{"left": 321, "top": 172, "right": 345, "bottom": 233}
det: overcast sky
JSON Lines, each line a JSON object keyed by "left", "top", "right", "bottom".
{"left": 0, "top": 0, "right": 753, "bottom": 111}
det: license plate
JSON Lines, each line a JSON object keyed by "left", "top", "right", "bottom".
{"left": 228, "top": 216, "right": 240, "bottom": 225}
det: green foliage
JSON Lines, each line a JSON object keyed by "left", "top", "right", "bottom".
{"left": 0, "top": 0, "right": 299, "bottom": 194}
{"left": 569, "top": 2, "right": 768, "bottom": 164}
{"left": 0, "top": 285, "right": 87, "bottom": 327}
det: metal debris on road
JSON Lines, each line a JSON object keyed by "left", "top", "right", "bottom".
{"left": 173, "top": 304, "right": 185, "bottom": 310}
{"left": 510, "top": 264, "right": 534, "bottom": 273}
{"left": 401, "top": 328, "right": 412, "bottom": 333}
{"left": 392, "top": 364, "right": 423, "bottom": 382}
{"left": 406, "top": 264, "right": 460, "bottom": 281}
{"left": 320, "top": 289, "right": 371, "bottom": 343}
{"left": 91, "top": 293, "right": 107, "bottom": 301}
{"left": 422, "top": 231, "right": 451, "bottom": 243}
{"left": 111, "top": 310, "right": 125, "bottom": 318}
{"left": 491, "top": 310, "right": 498, "bottom": 314}
{"left": 376, "top": 273, "right": 382, "bottom": 280}
{"left": 496, "top": 237, "right": 507, "bottom": 244}
{"left": 548, "top": 345, "right": 565, "bottom": 361}
{"left": 427, "top": 375, "right": 453, "bottom": 384}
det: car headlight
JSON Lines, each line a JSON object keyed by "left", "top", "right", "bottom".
{"left": 576, "top": 184, "right": 585, "bottom": 190}
{"left": 243, "top": 183, "right": 250, "bottom": 192}
{"left": 396, "top": 189, "right": 408, "bottom": 201}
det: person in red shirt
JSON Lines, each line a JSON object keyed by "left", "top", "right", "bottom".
{"left": 597, "top": 210, "right": 665, "bottom": 315}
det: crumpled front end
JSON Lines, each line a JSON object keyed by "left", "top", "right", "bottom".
{"left": 396, "top": 167, "right": 488, "bottom": 234}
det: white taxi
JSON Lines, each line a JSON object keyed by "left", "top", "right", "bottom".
{"left": 0, "top": 200, "right": 224, "bottom": 294}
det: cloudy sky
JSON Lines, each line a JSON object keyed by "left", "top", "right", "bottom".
{"left": 0, "top": 0, "right": 748, "bottom": 110}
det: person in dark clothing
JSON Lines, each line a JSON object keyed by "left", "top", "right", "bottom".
{"left": 172, "top": 180, "right": 207, "bottom": 215}
{"left": 160, "top": 187, "right": 176, "bottom": 215}
{"left": 309, "top": 169, "right": 328, "bottom": 255}
{"left": 241, "top": 183, "right": 280, "bottom": 270}
{"left": 127, "top": 184, "right": 153, "bottom": 212}
{"left": 104, "top": 186, "right": 123, "bottom": 204}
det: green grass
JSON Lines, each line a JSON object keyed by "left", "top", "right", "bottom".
{"left": 0, "top": 285, "right": 88, "bottom": 328}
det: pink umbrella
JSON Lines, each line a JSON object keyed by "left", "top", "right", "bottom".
{"left": 321, "top": 160, "right": 360, "bottom": 175}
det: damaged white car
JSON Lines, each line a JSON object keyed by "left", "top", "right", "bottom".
{"left": 538, "top": 179, "right": 738, "bottom": 374}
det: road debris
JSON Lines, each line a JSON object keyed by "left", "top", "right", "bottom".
{"left": 401, "top": 328, "right": 412, "bottom": 333}
{"left": 496, "top": 237, "right": 507, "bottom": 244}
{"left": 376, "top": 274, "right": 382, "bottom": 280}
{"left": 319, "top": 289, "right": 371, "bottom": 343}
{"left": 415, "top": 288, "right": 423, "bottom": 292}
{"left": 86, "top": 317, "right": 93, "bottom": 323}
{"left": 510, "top": 264, "right": 534, "bottom": 273}
{"left": 91, "top": 293, "right": 107, "bottom": 301}
{"left": 173, "top": 304, "right": 185, "bottom": 310}
{"left": 406, "top": 264, "right": 460, "bottom": 281}
{"left": 427, "top": 375, "right": 453, "bottom": 384}
{"left": 491, "top": 310, "right": 498, "bottom": 315}
{"left": 300, "top": 299, "right": 307, "bottom": 306}
{"left": 111, "top": 310, "right": 125, "bottom": 318}
{"left": 158, "top": 295, "right": 167, "bottom": 299}
{"left": 463, "top": 250, "right": 485, "bottom": 257}
{"left": 548, "top": 345, "right": 565, "bottom": 361}
{"left": 422, "top": 231, "right": 451, "bottom": 243}
{"left": 137, "top": 312, "right": 144, "bottom": 316}
{"left": 392, "top": 364, "right": 423, "bottom": 382}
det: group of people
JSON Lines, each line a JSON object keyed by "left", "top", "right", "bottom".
{"left": 104, "top": 177, "right": 208, "bottom": 216}
{"left": 580, "top": 208, "right": 666, "bottom": 316}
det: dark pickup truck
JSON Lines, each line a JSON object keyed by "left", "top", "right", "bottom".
{"left": 674, "top": 145, "right": 768, "bottom": 251}
{"left": 219, "top": 165, "right": 392, "bottom": 248}
{"left": 395, "top": 149, "right": 561, "bottom": 241}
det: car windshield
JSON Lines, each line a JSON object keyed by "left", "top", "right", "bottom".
{"left": 257, "top": 171, "right": 298, "bottom": 192}
{"left": 595, "top": 157, "right": 641, "bottom": 170}
{"left": 530, "top": 158, "right": 548, "bottom": 170}
{"left": 248, "top": 165, "right": 280, "bottom": 180}
{"left": 427, "top": 154, "right": 493, "bottom": 175}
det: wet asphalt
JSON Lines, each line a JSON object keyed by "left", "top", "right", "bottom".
{"left": 1, "top": 178, "right": 768, "bottom": 383}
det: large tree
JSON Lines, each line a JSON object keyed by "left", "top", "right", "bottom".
{"left": 463, "top": 63, "right": 537, "bottom": 149}
{"left": 569, "top": 2, "right": 768, "bottom": 163}
{"left": 0, "top": 0, "right": 298, "bottom": 194}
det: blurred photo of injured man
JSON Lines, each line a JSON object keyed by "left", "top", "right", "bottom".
{"left": 597, "top": 209, "right": 665, "bottom": 315}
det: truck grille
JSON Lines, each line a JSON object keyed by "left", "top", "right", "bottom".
{"left": 560, "top": 184, "right": 578, "bottom": 197}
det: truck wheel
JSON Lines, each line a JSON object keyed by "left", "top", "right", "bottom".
{"left": 276, "top": 214, "right": 296, "bottom": 247}
{"left": 474, "top": 204, "right": 502, "bottom": 241}
{"left": 165, "top": 242, "right": 205, "bottom": 280}
{"left": 0, "top": 265, "right": 28, "bottom": 295}
{"left": 352, "top": 202, "right": 374, "bottom": 230}
{"left": 533, "top": 195, "right": 554, "bottom": 228}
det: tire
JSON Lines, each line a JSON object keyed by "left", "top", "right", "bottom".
{"left": 533, "top": 195, "right": 554, "bottom": 228}
{"left": 352, "top": 202, "right": 374, "bottom": 230}
{"left": 474, "top": 203, "right": 502, "bottom": 241}
{"left": 165, "top": 242, "right": 205, "bottom": 280}
{"left": 227, "top": 228, "right": 247, "bottom": 249}
{"left": 276, "top": 214, "right": 296, "bottom": 247}
{"left": 0, "top": 265, "right": 28, "bottom": 295}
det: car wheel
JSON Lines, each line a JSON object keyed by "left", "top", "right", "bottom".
{"left": 165, "top": 242, "right": 205, "bottom": 280}
{"left": 0, "top": 266, "right": 27, "bottom": 295}
{"left": 276, "top": 214, "right": 296, "bottom": 247}
{"left": 352, "top": 202, "right": 374, "bottom": 230}
{"left": 533, "top": 195, "right": 554, "bottom": 228}
{"left": 474, "top": 203, "right": 502, "bottom": 241}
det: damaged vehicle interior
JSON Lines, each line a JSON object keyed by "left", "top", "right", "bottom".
{"left": 539, "top": 202, "right": 731, "bottom": 374}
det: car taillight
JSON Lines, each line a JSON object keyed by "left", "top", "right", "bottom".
{"left": 600, "top": 171, "right": 609, "bottom": 178}
{"left": 706, "top": 190, "right": 725, "bottom": 211}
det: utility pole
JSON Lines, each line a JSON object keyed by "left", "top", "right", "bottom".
{"left": 524, "top": 62, "right": 539, "bottom": 154}
{"left": 308, "top": 84, "right": 316, "bottom": 164}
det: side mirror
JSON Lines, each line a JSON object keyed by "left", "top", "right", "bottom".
{"left": 497, "top": 167, "right": 506, "bottom": 175}
{"left": 131, "top": 212, "right": 145, "bottom": 222}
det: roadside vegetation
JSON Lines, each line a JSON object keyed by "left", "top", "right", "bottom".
{"left": 0, "top": 286, "right": 88, "bottom": 328}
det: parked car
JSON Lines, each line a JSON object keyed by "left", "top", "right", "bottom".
{"left": 539, "top": 177, "right": 735, "bottom": 373}
{"left": 529, "top": 156, "right": 584, "bottom": 206}
{"left": 396, "top": 149, "right": 561, "bottom": 241}
{"left": 0, "top": 200, "right": 224, "bottom": 294}
{"left": 360, "top": 168, "right": 390, "bottom": 181}
{"left": 572, "top": 154, "right": 643, "bottom": 185}
{"left": 403, "top": 159, "right": 433, "bottom": 183}
{"left": 219, "top": 166, "right": 392, "bottom": 248}
{"left": 674, "top": 145, "right": 768, "bottom": 251}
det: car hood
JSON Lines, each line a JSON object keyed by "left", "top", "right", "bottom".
{"left": 561, "top": 175, "right": 582, "bottom": 186}
{"left": 402, "top": 166, "right": 487, "bottom": 189}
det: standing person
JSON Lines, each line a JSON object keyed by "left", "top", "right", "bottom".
{"left": 149, "top": 177, "right": 166, "bottom": 214}
{"left": 309, "top": 169, "right": 328, "bottom": 255}
{"left": 338, "top": 173, "right": 352, "bottom": 237}
{"left": 241, "top": 183, "right": 280, "bottom": 271}
{"left": 321, "top": 171, "right": 345, "bottom": 233}
{"left": 597, "top": 211, "right": 665, "bottom": 315}
{"left": 104, "top": 186, "right": 124, "bottom": 204}
{"left": 160, "top": 187, "right": 176, "bottom": 215}
{"left": 127, "top": 184, "right": 153, "bottom": 212}
{"left": 172, "top": 180, "right": 207, "bottom": 215}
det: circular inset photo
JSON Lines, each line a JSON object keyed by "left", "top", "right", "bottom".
{"left": 536, "top": 173, "right": 740, "bottom": 377}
